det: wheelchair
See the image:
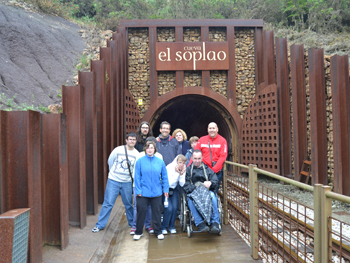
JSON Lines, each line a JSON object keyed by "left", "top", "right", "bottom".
{"left": 180, "top": 191, "right": 223, "bottom": 237}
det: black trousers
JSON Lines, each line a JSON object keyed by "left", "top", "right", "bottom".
{"left": 136, "top": 195, "right": 163, "bottom": 236}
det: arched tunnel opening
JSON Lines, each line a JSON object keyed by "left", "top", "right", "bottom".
{"left": 148, "top": 95, "right": 238, "bottom": 161}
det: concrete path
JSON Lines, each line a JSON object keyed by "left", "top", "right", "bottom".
{"left": 43, "top": 199, "right": 262, "bottom": 263}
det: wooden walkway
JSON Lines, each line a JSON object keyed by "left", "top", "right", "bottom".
{"left": 147, "top": 224, "right": 264, "bottom": 263}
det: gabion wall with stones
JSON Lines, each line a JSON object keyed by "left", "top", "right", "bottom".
{"left": 209, "top": 28, "right": 227, "bottom": 97}
{"left": 287, "top": 52, "right": 334, "bottom": 187}
{"left": 157, "top": 28, "right": 176, "bottom": 97}
{"left": 128, "top": 28, "right": 150, "bottom": 118}
{"left": 128, "top": 27, "right": 255, "bottom": 119}
{"left": 235, "top": 28, "right": 255, "bottom": 119}
{"left": 158, "top": 71, "right": 176, "bottom": 96}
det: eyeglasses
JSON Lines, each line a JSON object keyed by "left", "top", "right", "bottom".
{"left": 141, "top": 126, "right": 149, "bottom": 130}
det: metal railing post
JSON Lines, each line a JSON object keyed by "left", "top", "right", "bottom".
{"left": 249, "top": 164, "right": 258, "bottom": 259}
{"left": 313, "top": 184, "right": 322, "bottom": 263}
{"left": 223, "top": 162, "right": 228, "bottom": 225}
{"left": 321, "top": 185, "right": 332, "bottom": 263}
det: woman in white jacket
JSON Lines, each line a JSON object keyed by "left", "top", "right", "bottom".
{"left": 161, "top": 154, "right": 187, "bottom": 234}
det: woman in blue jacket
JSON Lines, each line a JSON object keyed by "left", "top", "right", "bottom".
{"left": 134, "top": 140, "right": 169, "bottom": 241}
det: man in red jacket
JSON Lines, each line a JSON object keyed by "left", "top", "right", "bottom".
{"left": 194, "top": 122, "right": 227, "bottom": 193}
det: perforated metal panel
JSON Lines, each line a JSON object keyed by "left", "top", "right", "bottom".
{"left": 241, "top": 85, "right": 280, "bottom": 174}
{"left": 125, "top": 89, "right": 140, "bottom": 134}
{"left": 12, "top": 210, "right": 30, "bottom": 263}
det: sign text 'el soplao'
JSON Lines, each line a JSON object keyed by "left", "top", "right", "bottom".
{"left": 156, "top": 42, "right": 229, "bottom": 71}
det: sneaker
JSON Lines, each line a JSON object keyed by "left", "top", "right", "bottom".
{"left": 133, "top": 234, "right": 143, "bottom": 240}
{"left": 146, "top": 227, "right": 154, "bottom": 234}
{"left": 162, "top": 229, "right": 168, "bottom": 235}
{"left": 169, "top": 229, "right": 176, "bottom": 234}
{"left": 130, "top": 227, "right": 136, "bottom": 235}
{"left": 197, "top": 222, "right": 210, "bottom": 232}
{"left": 210, "top": 222, "right": 220, "bottom": 233}
{"left": 92, "top": 226, "right": 101, "bottom": 233}
{"left": 157, "top": 234, "right": 164, "bottom": 240}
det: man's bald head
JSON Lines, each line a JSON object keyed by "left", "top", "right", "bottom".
{"left": 208, "top": 122, "right": 219, "bottom": 138}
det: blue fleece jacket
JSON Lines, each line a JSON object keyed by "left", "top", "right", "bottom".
{"left": 134, "top": 155, "right": 169, "bottom": 198}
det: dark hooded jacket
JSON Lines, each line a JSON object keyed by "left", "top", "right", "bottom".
{"left": 156, "top": 135, "right": 181, "bottom": 165}
{"left": 183, "top": 163, "right": 218, "bottom": 194}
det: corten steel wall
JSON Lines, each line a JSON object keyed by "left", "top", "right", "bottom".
{"left": 78, "top": 71, "right": 98, "bottom": 215}
{"left": 62, "top": 85, "right": 87, "bottom": 228}
{"left": 107, "top": 40, "right": 117, "bottom": 148}
{"left": 331, "top": 55, "right": 350, "bottom": 195}
{"left": 309, "top": 49, "right": 328, "bottom": 185}
{"left": 100, "top": 47, "right": 112, "bottom": 203}
{"left": 276, "top": 37, "right": 291, "bottom": 177}
{"left": 290, "top": 44, "right": 307, "bottom": 181}
{"left": 41, "top": 114, "right": 69, "bottom": 249}
{"left": 91, "top": 60, "right": 108, "bottom": 203}
{"left": 0, "top": 110, "right": 42, "bottom": 263}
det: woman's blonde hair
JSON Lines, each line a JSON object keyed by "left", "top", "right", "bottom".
{"left": 177, "top": 154, "right": 187, "bottom": 163}
{"left": 172, "top": 128, "right": 187, "bottom": 141}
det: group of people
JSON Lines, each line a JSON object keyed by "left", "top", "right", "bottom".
{"left": 92, "top": 120, "right": 228, "bottom": 241}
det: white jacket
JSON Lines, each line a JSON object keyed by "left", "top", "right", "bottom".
{"left": 166, "top": 155, "right": 186, "bottom": 189}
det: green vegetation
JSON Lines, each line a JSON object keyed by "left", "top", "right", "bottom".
{"left": 24, "top": 0, "right": 350, "bottom": 33}
{"left": 0, "top": 93, "right": 51, "bottom": 113}
{"left": 76, "top": 53, "right": 92, "bottom": 70}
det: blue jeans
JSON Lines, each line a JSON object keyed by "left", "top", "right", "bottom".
{"left": 215, "top": 170, "right": 223, "bottom": 194}
{"left": 187, "top": 191, "right": 220, "bottom": 226}
{"left": 161, "top": 186, "right": 178, "bottom": 230}
{"left": 132, "top": 187, "right": 152, "bottom": 229}
{"left": 96, "top": 179, "right": 133, "bottom": 229}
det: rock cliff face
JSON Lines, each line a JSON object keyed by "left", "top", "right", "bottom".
{"left": 0, "top": 1, "right": 85, "bottom": 108}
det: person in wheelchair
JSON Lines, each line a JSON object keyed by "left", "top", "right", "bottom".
{"left": 183, "top": 149, "right": 220, "bottom": 233}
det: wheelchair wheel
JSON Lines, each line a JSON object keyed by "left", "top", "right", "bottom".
{"left": 217, "top": 194, "right": 223, "bottom": 236}
{"left": 187, "top": 225, "right": 191, "bottom": 237}
{"left": 181, "top": 193, "right": 187, "bottom": 232}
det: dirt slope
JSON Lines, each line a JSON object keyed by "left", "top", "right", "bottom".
{"left": 0, "top": 0, "right": 85, "bottom": 108}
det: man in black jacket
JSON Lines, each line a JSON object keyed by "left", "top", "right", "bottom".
{"left": 135, "top": 121, "right": 153, "bottom": 152}
{"left": 183, "top": 150, "right": 220, "bottom": 233}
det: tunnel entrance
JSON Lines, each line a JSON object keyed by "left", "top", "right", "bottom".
{"left": 148, "top": 94, "right": 238, "bottom": 161}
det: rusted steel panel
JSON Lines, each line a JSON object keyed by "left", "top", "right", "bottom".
{"left": 125, "top": 89, "right": 141, "bottom": 134}
{"left": 121, "top": 27, "right": 127, "bottom": 141}
{"left": 100, "top": 47, "right": 112, "bottom": 201}
{"left": 202, "top": 26, "right": 210, "bottom": 88}
{"left": 78, "top": 71, "right": 98, "bottom": 215}
{"left": 91, "top": 60, "right": 107, "bottom": 203}
{"left": 255, "top": 27, "right": 264, "bottom": 92}
{"left": 308, "top": 48, "right": 328, "bottom": 185}
{"left": 241, "top": 84, "right": 280, "bottom": 174}
{"left": 175, "top": 26, "right": 184, "bottom": 88}
{"left": 120, "top": 19, "right": 264, "bottom": 28}
{"left": 149, "top": 27, "right": 158, "bottom": 103}
{"left": 227, "top": 26, "right": 236, "bottom": 104}
{"left": 107, "top": 40, "right": 116, "bottom": 149}
{"left": 112, "top": 34, "right": 122, "bottom": 146}
{"left": 0, "top": 208, "right": 31, "bottom": 263}
{"left": 331, "top": 55, "right": 350, "bottom": 195}
{"left": 41, "top": 114, "right": 69, "bottom": 249}
{"left": 0, "top": 110, "right": 42, "bottom": 263}
{"left": 276, "top": 37, "right": 291, "bottom": 177}
{"left": 62, "top": 85, "right": 86, "bottom": 229}
{"left": 290, "top": 44, "right": 307, "bottom": 181}
{"left": 263, "top": 31, "right": 276, "bottom": 87}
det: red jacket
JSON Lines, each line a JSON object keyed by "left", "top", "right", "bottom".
{"left": 192, "top": 134, "right": 227, "bottom": 173}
